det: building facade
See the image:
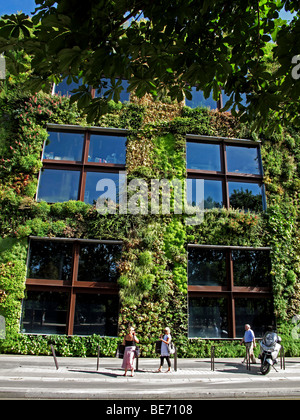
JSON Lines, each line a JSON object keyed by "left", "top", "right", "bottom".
{"left": 0, "top": 81, "right": 299, "bottom": 357}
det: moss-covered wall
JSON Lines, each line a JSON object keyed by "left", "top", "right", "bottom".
{"left": 0, "top": 84, "right": 299, "bottom": 357}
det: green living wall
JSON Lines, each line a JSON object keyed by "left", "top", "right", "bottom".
{"left": 0, "top": 84, "right": 300, "bottom": 357}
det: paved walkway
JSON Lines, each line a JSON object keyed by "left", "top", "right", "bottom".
{"left": 0, "top": 355, "right": 300, "bottom": 400}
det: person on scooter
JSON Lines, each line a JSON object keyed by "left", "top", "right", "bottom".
{"left": 240, "top": 324, "right": 256, "bottom": 364}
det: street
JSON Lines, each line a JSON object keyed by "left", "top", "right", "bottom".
{"left": 0, "top": 355, "right": 300, "bottom": 400}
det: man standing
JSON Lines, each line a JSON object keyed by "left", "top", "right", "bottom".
{"left": 240, "top": 324, "right": 256, "bottom": 364}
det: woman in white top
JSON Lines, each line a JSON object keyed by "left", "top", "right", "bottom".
{"left": 157, "top": 327, "right": 172, "bottom": 372}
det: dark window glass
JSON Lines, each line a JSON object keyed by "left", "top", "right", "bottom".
{"left": 89, "top": 134, "right": 126, "bottom": 164}
{"left": 186, "top": 142, "right": 221, "bottom": 171}
{"left": 43, "top": 131, "right": 84, "bottom": 162}
{"left": 21, "top": 291, "right": 68, "bottom": 334}
{"left": 37, "top": 169, "right": 80, "bottom": 203}
{"left": 226, "top": 145, "right": 261, "bottom": 175}
{"left": 187, "top": 178, "right": 223, "bottom": 209}
{"left": 228, "top": 181, "right": 263, "bottom": 212}
{"left": 235, "top": 298, "right": 275, "bottom": 338}
{"left": 27, "top": 240, "right": 73, "bottom": 281}
{"left": 84, "top": 171, "right": 122, "bottom": 205}
{"left": 73, "top": 293, "right": 119, "bottom": 336}
{"left": 188, "top": 297, "right": 229, "bottom": 338}
{"left": 232, "top": 250, "right": 271, "bottom": 287}
{"left": 185, "top": 87, "right": 217, "bottom": 109}
{"left": 77, "top": 243, "right": 121, "bottom": 282}
{"left": 188, "top": 248, "right": 227, "bottom": 286}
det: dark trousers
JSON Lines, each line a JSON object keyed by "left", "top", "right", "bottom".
{"left": 160, "top": 356, "right": 171, "bottom": 368}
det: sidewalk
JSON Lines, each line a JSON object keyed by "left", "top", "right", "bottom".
{"left": 0, "top": 354, "right": 300, "bottom": 400}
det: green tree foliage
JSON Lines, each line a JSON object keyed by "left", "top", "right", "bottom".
{"left": 1, "top": 1, "right": 300, "bottom": 128}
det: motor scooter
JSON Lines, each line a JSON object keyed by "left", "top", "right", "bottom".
{"left": 259, "top": 331, "right": 281, "bottom": 375}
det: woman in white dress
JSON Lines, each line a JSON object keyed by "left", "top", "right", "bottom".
{"left": 157, "top": 327, "right": 172, "bottom": 372}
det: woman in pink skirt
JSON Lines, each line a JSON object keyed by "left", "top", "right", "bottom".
{"left": 122, "top": 326, "right": 139, "bottom": 377}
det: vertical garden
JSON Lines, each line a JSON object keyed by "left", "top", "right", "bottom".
{"left": 0, "top": 77, "right": 300, "bottom": 357}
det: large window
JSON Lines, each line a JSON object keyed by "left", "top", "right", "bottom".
{"left": 186, "top": 136, "right": 265, "bottom": 212}
{"left": 188, "top": 245, "right": 274, "bottom": 339}
{"left": 37, "top": 125, "right": 127, "bottom": 205}
{"left": 21, "top": 238, "right": 122, "bottom": 336}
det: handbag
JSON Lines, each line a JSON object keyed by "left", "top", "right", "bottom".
{"left": 168, "top": 342, "right": 176, "bottom": 355}
{"left": 134, "top": 346, "right": 140, "bottom": 357}
{"left": 155, "top": 340, "right": 162, "bottom": 354}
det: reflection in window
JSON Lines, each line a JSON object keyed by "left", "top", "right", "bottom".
{"left": 94, "top": 78, "right": 130, "bottom": 102}
{"left": 226, "top": 145, "right": 261, "bottom": 175}
{"left": 54, "top": 78, "right": 83, "bottom": 97}
{"left": 235, "top": 298, "right": 275, "bottom": 337}
{"left": 188, "top": 248, "right": 227, "bottom": 286}
{"left": 43, "top": 131, "right": 84, "bottom": 162}
{"left": 187, "top": 178, "right": 223, "bottom": 209}
{"left": 186, "top": 142, "right": 221, "bottom": 171}
{"left": 89, "top": 134, "right": 126, "bottom": 164}
{"left": 37, "top": 169, "right": 80, "bottom": 203}
{"left": 21, "top": 291, "right": 68, "bottom": 334}
{"left": 189, "top": 297, "right": 228, "bottom": 338}
{"left": 228, "top": 182, "right": 263, "bottom": 212}
{"left": 73, "top": 293, "right": 119, "bottom": 336}
{"left": 77, "top": 243, "right": 121, "bottom": 282}
{"left": 232, "top": 250, "right": 271, "bottom": 287}
{"left": 84, "top": 172, "right": 122, "bottom": 205}
{"left": 27, "top": 240, "right": 73, "bottom": 281}
{"left": 185, "top": 87, "right": 217, "bottom": 109}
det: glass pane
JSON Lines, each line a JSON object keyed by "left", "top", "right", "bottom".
{"left": 235, "top": 298, "right": 275, "bottom": 338}
{"left": 185, "top": 87, "right": 217, "bottom": 109}
{"left": 37, "top": 169, "right": 80, "bottom": 203}
{"left": 188, "top": 297, "right": 229, "bottom": 338}
{"left": 187, "top": 178, "right": 223, "bottom": 209}
{"left": 89, "top": 134, "right": 126, "bottom": 164}
{"left": 84, "top": 171, "right": 122, "bottom": 205}
{"left": 232, "top": 250, "right": 271, "bottom": 287}
{"left": 226, "top": 145, "right": 261, "bottom": 175}
{"left": 186, "top": 142, "right": 221, "bottom": 171}
{"left": 27, "top": 240, "right": 73, "bottom": 281}
{"left": 77, "top": 243, "right": 122, "bottom": 282}
{"left": 188, "top": 248, "right": 227, "bottom": 286}
{"left": 21, "top": 291, "right": 68, "bottom": 334}
{"left": 228, "top": 181, "right": 263, "bottom": 212}
{"left": 94, "top": 78, "right": 130, "bottom": 102}
{"left": 43, "top": 131, "right": 84, "bottom": 162}
{"left": 54, "top": 78, "right": 83, "bottom": 97}
{"left": 73, "top": 293, "right": 119, "bottom": 336}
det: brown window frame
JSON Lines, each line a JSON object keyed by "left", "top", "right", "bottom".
{"left": 186, "top": 135, "right": 266, "bottom": 211}
{"left": 24, "top": 236, "right": 122, "bottom": 336}
{"left": 37, "top": 124, "right": 127, "bottom": 204}
{"left": 187, "top": 244, "right": 273, "bottom": 339}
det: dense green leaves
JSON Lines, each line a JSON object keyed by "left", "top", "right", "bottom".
{"left": 1, "top": 1, "right": 300, "bottom": 128}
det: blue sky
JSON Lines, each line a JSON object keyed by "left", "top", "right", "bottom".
{"left": 0, "top": 0, "right": 37, "bottom": 16}
{"left": 0, "top": 1, "right": 297, "bottom": 20}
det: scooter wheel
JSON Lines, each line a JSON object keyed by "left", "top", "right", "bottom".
{"left": 260, "top": 362, "right": 271, "bottom": 375}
